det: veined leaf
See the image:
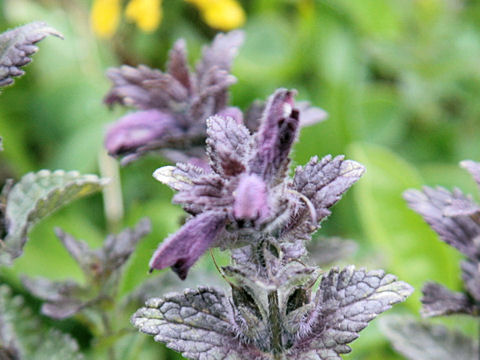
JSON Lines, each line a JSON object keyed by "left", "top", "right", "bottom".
{"left": 0, "top": 21, "right": 63, "bottom": 88}
{"left": 0, "top": 170, "right": 108, "bottom": 265}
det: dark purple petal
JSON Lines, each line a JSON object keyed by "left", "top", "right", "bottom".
{"left": 206, "top": 115, "right": 252, "bottom": 176}
{"left": 461, "top": 160, "right": 480, "bottom": 188}
{"left": 421, "top": 282, "right": 474, "bottom": 317}
{"left": 461, "top": 259, "right": 480, "bottom": 302}
{"left": 149, "top": 212, "right": 227, "bottom": 279}
{"left": 404, "top": 187, "right": 480, "bottom": 258}
{"left": 249, "top": 89, "right": 300, "bottom": 183}
{"left": 167, "top": 39, "right": 191, "bottom": 92}
{"left": 104, "top": 110, "right": 179, "bottom": 156}
{"left": 233, "top": 174, "right": 269, "bottom": 222}
{"left": 296, "top": 101, "right": 328, "bottom": 127}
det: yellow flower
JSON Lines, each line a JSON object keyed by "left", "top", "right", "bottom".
{"left": 186, "top": 0, "right": 245, "bottom": 30}
{"left": 91, "top": 0, "right": 121, "bottom": 38}
{"left": 125, "top": 0, "right": 163, "bottom": 32}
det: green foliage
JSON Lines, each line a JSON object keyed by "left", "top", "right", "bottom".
{"left": 0, "top": 170, "right": 108, "bottom": 265}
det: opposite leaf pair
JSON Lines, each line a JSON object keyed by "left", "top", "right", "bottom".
{"left": 133, "top": 266, "right": 412, "bottom": 360}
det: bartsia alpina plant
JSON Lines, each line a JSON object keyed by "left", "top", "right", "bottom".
{"left": 131, "top": 86, "right": 413, "bottom": 359}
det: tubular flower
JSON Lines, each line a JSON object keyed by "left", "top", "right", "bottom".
{"left": 150, "top": 89, "right": 364, "bottom": 279}
{"left": 125, "top": 0, "right": 162, "bottom": 32}
{"left": 103, "top": 31, "right": 327, "bottom": 166}
{"left": 186, "top": 0, "right": 246, "bottom": 30}
{"left": 91, "top": 0, "right": 121, "bottom": 38}
{"left": 104, "top": 31, "right": 245, "bottom": 165}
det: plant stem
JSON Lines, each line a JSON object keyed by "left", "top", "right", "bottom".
{"left": 101, "top": 311, "right": 117, "bottom": 360}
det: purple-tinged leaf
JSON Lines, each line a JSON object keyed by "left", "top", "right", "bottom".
{"left": 233, "top": 174, "right": 269, "bottom": 222}
{"left": 461, "top": 160, "right": 480, "bottom": 189}
{"left": 104, "top": 109, "right": 180, "bottom": 156}
{"left": 288, "top": 155, "right": 365, "bottom": 237}
{"left": 404, "top": 186, "right": 480, "bottom": 259}
{"left": 421, "top": 282, "right": 474, "bottom": 317}
{"left": 381, "top": 316, "right": 478, "bottom": 360}
{"left": 149, "top": 212, "right": 226, "bottom": 279}
{"left": 195, "top": 30, "right": 244, "bottom": 85}
{"left": 22, "top": 219, "right": 150, "bottom": 319}
{"left": 289, "top": 266, "right": 413, "bottom": 359}
{"left": 0, "top": 170, "right": 108, "bottom": 265}
{"left": 153, "top": 163, "right": 206, "bottom": 192}
{"left": 206, "top": 115, "right": 252, "bottom": 176}
{"left": 461, "top": 259, "right": 480, "bottom": 302}
{"left": 0, "top": 22, "right": 63, "bottom": 88}
{"left": 249, "top": 89, "right": 300, "bottom": 183}
{"left": 101, "top": 218, "right": 151, "bottom": 275}
{"left": 104, "top": 65, "right": 169, "bottom": 109}
{"left": 54, "top": 218, "right": 151, "bottom": 279}
{"left": 132, "top": 286, "right": 267, "bottom": 360}
{"left": 167, "top": 39, "right": 191, "bottom": 91}
{"left": 443, "top": 195, "right": 480, "bottom": 218}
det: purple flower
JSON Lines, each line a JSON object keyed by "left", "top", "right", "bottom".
{"left": 103, "top": 32, "right": 327, "bottom": 166}
{"left": 149, "top": 89, "right": 364, "bottom": 279}
{"left": 104, "top": 31, "right": 244, "bottom": 165}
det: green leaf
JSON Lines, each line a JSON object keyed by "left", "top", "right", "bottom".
{"left": 0, "top": 21, "right": 63, "bottom": 89}
{"left": 0, "top": 170, "right": 108, "bottom": 265}
{"left": 349, "top": 142, "right": 460, "bottom": 308}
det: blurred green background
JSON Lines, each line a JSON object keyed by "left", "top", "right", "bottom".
{"left": 0, "top": 0, "right": 478, "bottom": 359}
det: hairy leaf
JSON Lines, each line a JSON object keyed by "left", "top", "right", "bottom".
{"left": 381, "top": 316, "right": 478, "bottom": 360}
{"left": 0, "top": 22, "right": 63, "bottom": 88}
{"left": 0, "top": 170, "right": 108, "bottom": 265}
{"left": 22, "top": 219, "right": 151, "bottom": 319}
{"left": 461, "top": 259, "right": 480, "bottom": 302}
{"left": 132, "top": 286, "right": 263, "bottom": 360}
{"left": 206, "top": 115, "right": 252, "bottom": 177}
{"left": 404, "top": 186, "right": 480, "bottom": 259}
{"left": 289, "top": 266, "right": 413, "bottom": 359}
{"left": 421, "top": 282, "right": 474, "bottom": 317}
